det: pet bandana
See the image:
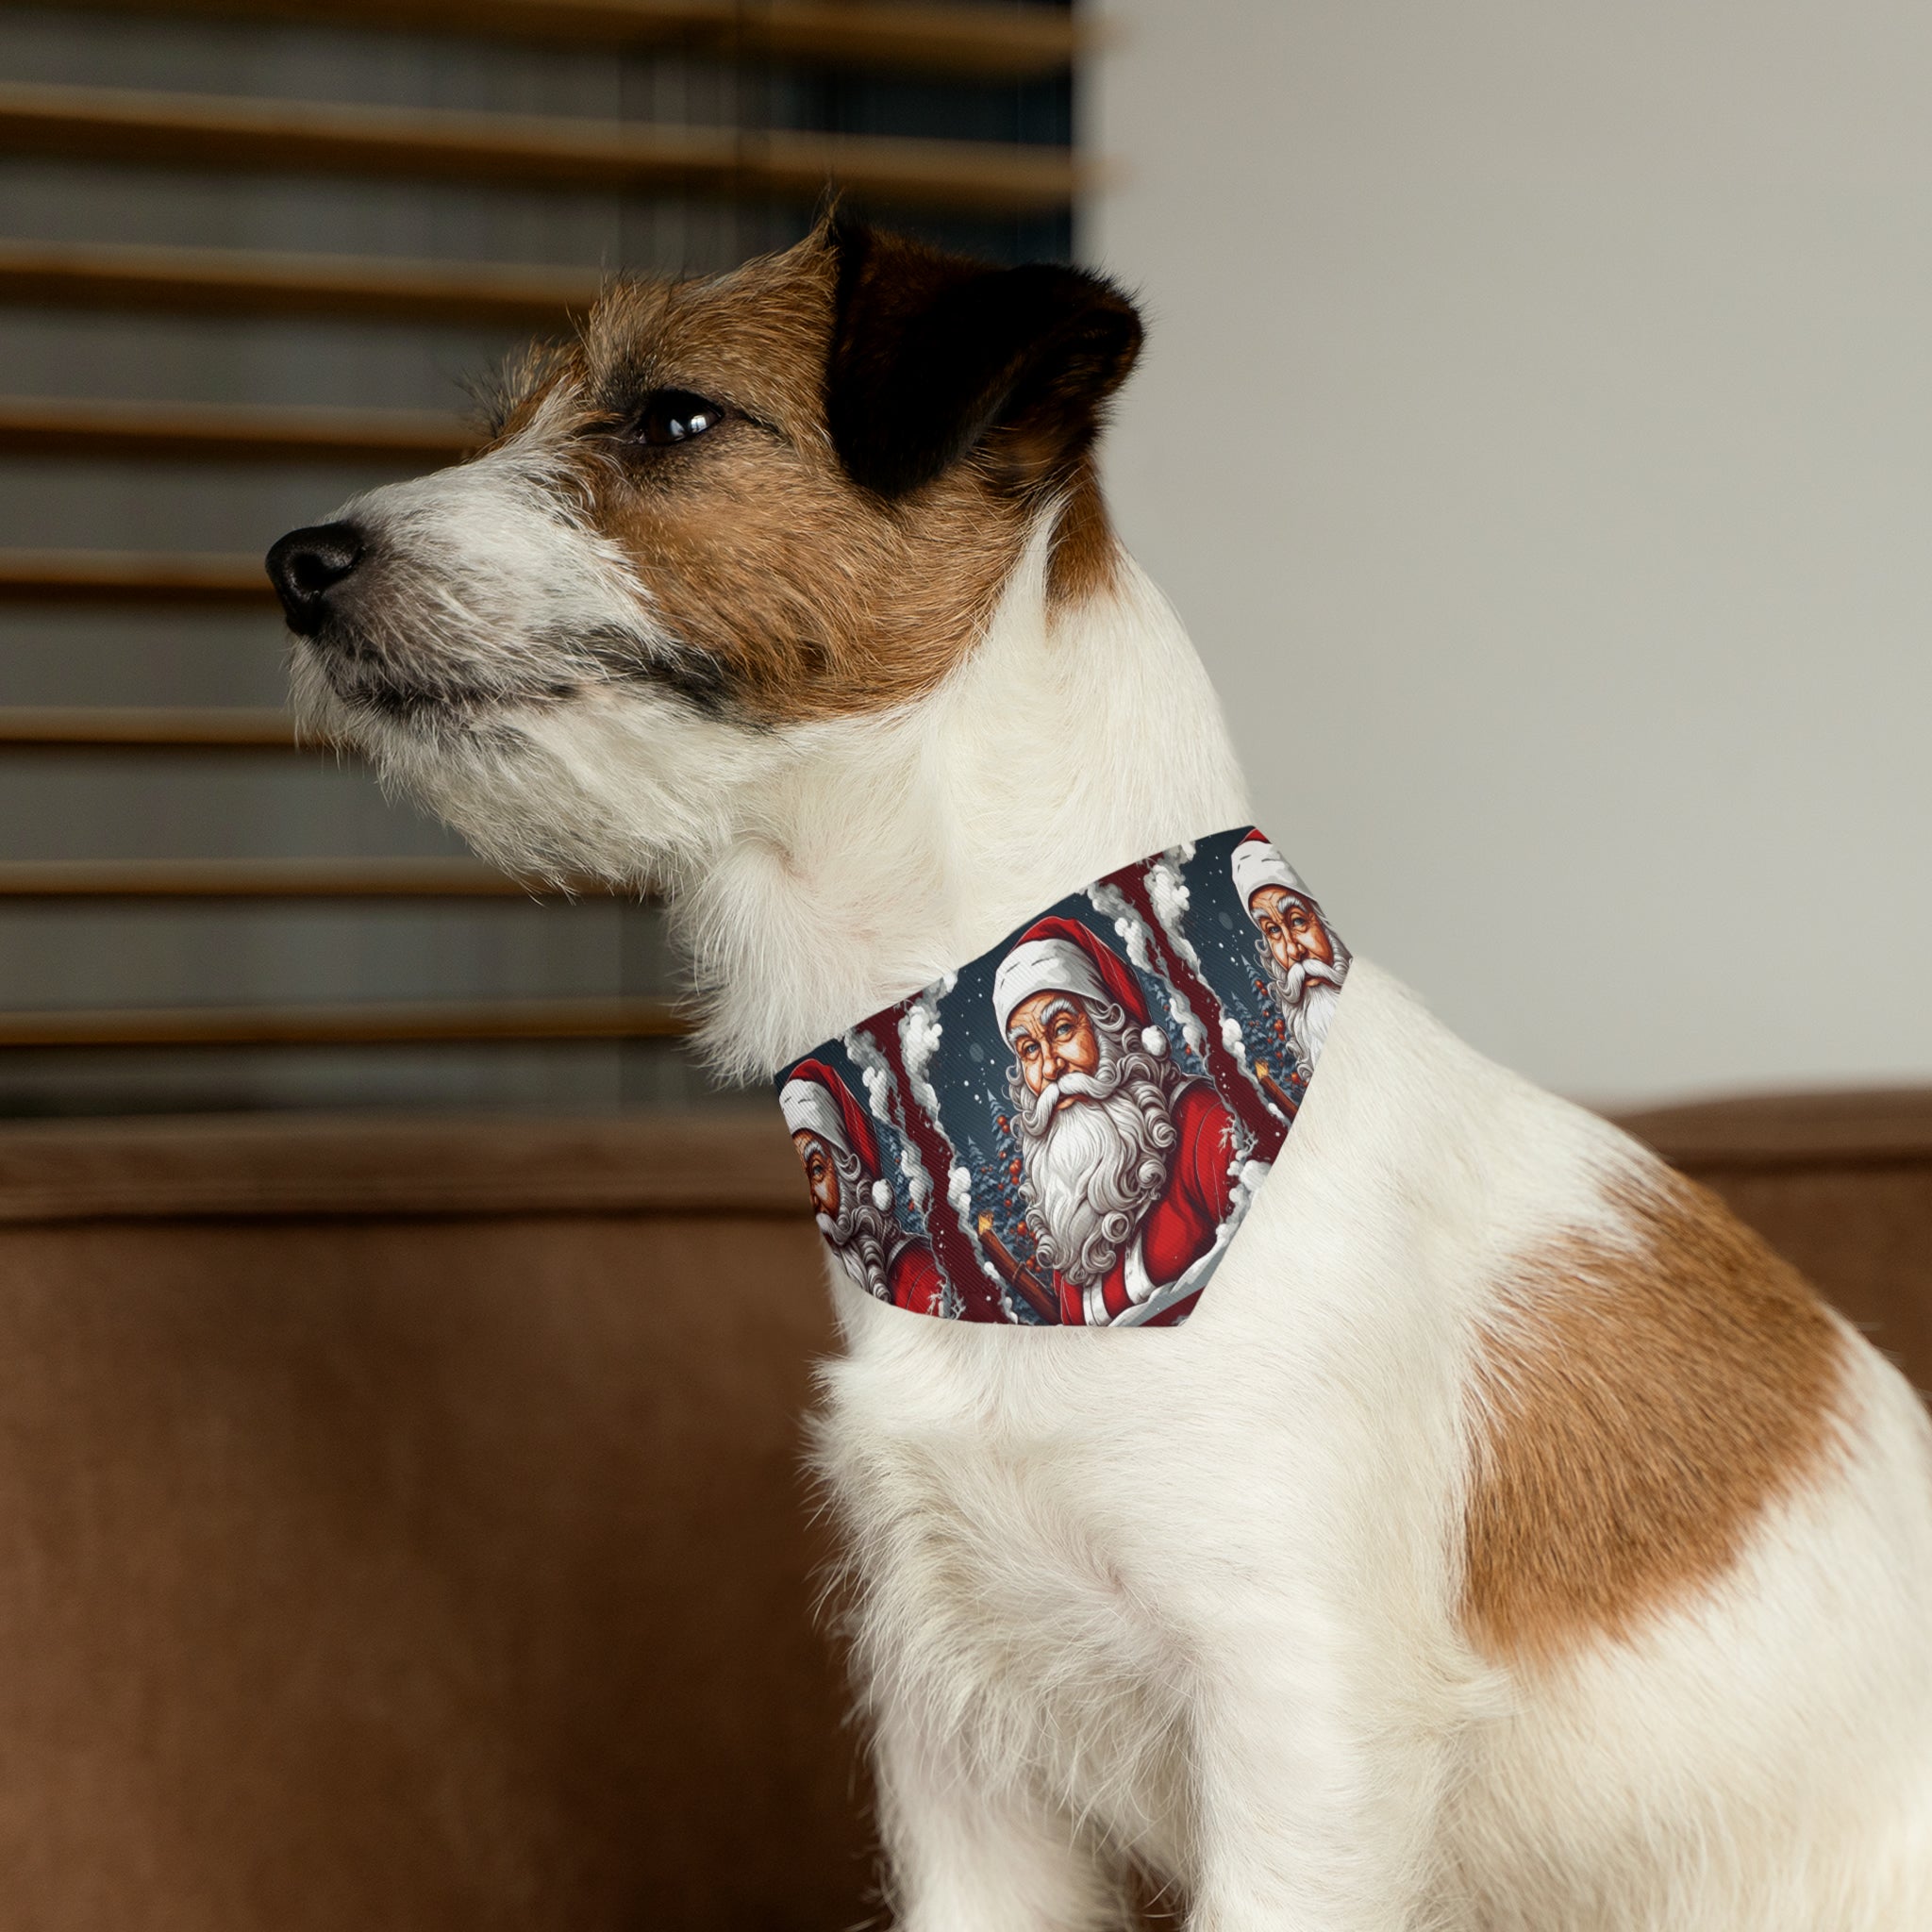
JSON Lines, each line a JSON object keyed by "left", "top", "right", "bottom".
{"left": 774, "top": 828, "right": 1348, "bottom": 1327}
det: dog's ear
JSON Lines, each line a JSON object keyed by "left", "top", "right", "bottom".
{"left": 824, "top": 216, "right": 1142, "bottom": 501}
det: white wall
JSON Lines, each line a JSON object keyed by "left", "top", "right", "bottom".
{"left": 1087, "top": 2, "right": 1932, "bottom": 1106}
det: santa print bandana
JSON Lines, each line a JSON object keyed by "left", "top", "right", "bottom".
{"left": 774, "top": 828, "right": 1349, "bottom": 1328}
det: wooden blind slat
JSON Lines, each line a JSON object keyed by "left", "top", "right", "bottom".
{"left": 10, "top": 0, "right": 1082, "bottom": 76}
{"left": 0, "top": 28, "right": 1076, "bottom": 1087}
{"left": 0, "top": 995, "right": 687, "bottom": 1046}
{"left": 0, "top": 395, "right": 471, "bottom": 464}
{"left": 0, "top": 549, "right": 274, "bottom": 602}
{"left": 0, "top": 240, "right": 601, "bottom": 328}
{"left": 0, "top": 82, "right": 1087, "bottom": 215}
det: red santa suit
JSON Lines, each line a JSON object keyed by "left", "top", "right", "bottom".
{"left": 992, "top": 916, "right": 1244, "bottom": 1329}
{"left": 1049, "top": 1077, "right": 1237, "bottom": 1327}
{"left": 885, "top": 1236, "right": 944, "bottom": 1317}
{"left": 780, "top": 1057, "right": 941, "bottom": 1314}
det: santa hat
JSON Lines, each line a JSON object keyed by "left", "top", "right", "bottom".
{"left": 991, "top": 916, "right": 1168, "bottom": 1059}
{"left": 1229, "top": 830, "right": 1312, "bottom": 926}
{"left": 779, "top": 1058, "right": 895, "bottom": 1213}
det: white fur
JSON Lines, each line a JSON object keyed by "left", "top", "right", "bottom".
{"left": 295, "top": 471, "right": 1932, "bottom": 1929}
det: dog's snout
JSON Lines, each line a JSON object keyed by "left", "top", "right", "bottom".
{"left": 266, "top": 522, "right": 365, "bottom": 636}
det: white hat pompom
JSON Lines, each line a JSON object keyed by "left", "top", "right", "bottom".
{"left": 1141, "top": 1025, "right": 1169, "bottom": 1058}
{"left": 871, "top": 1178, "right": 895, "bottom": 1214}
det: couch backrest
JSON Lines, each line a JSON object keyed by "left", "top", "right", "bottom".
{"left": 1621, "top": 1087, "right": 1932, "bottom": 1398}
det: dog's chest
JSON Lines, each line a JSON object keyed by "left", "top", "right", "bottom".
{"left": 819, "top": 1334, "right": 1198, "bottom": 1858}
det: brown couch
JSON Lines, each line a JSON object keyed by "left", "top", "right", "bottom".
{"left": 0, "top": 1093, "right": 1924, "bottom": 1929}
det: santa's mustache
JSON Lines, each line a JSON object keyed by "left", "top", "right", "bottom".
{"left": 1273, "top": 955, "right": 1346, "bottom": 1006}
{"left": 819, "top": 1202, "right": 890, "bottom": 1245}
{"left": 1015, "top": 1067, "right": 1117, "bottom": 1134}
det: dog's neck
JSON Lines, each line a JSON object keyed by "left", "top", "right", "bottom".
{"left": 676, "top": 530, "right": 1253, "bottom": 1080}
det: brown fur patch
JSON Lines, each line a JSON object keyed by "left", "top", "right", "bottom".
{"left": 1462, "top": 1167, "right": 1847, "bottom": 1666}
{"left": 1044, "top": 456, "right": 1123, "bottom": 608}
{"left": 483, "top": 228, "right": 1122, "bottom": 724}
{"left": 588, "top": 243, "right": 1027, "bottom": 722}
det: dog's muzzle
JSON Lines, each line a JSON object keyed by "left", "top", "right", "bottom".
{"left": 266, "top": 522, "right": 365, "bottom": 638}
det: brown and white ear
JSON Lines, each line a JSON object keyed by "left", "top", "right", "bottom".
{"left": 824, "top": 216, "right": 1143, "bottom": 501}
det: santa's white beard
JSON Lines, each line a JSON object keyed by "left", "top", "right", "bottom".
{"left": 1262, "top": 942, "right": 1351, "bottom": 1078}
{"left": 1010, "top": 1007, "right": 1179, "bottom": 1291}
{"left": 816, "top": 1143, "right": 893, "bottom": 1300}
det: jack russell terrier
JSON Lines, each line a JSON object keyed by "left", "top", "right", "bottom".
{"left": 267, "top": 216, "right": 1932, "bottom": 1931}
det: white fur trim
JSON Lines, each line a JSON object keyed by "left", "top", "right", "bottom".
{"left": 870, "top": 1177, "right": 895, "bottom": 1213}
{"left": 779, "top": 1076, "right": 848, "bottom": 1160}
{"left": 1141, "top": 1025, "right": 1170, "bottom": 1058}
{"left": 1230, "top": 836, "right": 1310, "bottom": 924}
{"left": 992, "top": 938, "right": 1108, "bottom": 1036}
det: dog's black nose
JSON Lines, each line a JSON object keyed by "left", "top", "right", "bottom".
{"left": 266, "top": 522, "right": 364, "bottom": 636}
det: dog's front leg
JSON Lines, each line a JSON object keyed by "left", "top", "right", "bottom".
{"left": 873, "top": 1701, "right": 1126, "bottom": 1932}
{"left": 1180, "top": 1614, "right": 1455, "bottom": 1932}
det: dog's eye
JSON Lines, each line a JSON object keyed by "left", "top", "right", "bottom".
{"left": 632, "top": 389, "right": 726, "bottom": 447}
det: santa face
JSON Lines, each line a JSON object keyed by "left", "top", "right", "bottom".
{"left": 1248, "top": 886, "right": 1350, "bottom": 1077}
{"left": 1007, "top": 991, "right": 1103, "bottom": 1108}
{"left": 793, "top": 1128, "right": 841, "bottom": 1220}
{"left": 1251, "top": 885, "right": 1334, "bottom": 980}
{"left": 793, "top": 1128, "right": 893, "bottom": 1299}
{"left": 1007, "top": 994, "right": 1180, "bottom": 1291}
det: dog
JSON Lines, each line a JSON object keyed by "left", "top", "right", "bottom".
{"left": 267, "top": 216, "right": 1932, "bottom": 1930}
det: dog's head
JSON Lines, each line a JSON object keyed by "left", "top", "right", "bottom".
{"left": 267, "top": 217, "right": 1142, "bottom": 885}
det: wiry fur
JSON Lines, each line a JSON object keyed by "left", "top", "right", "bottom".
{"left": 276, "top": 225, "right": 1932, "bottom": 1930}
